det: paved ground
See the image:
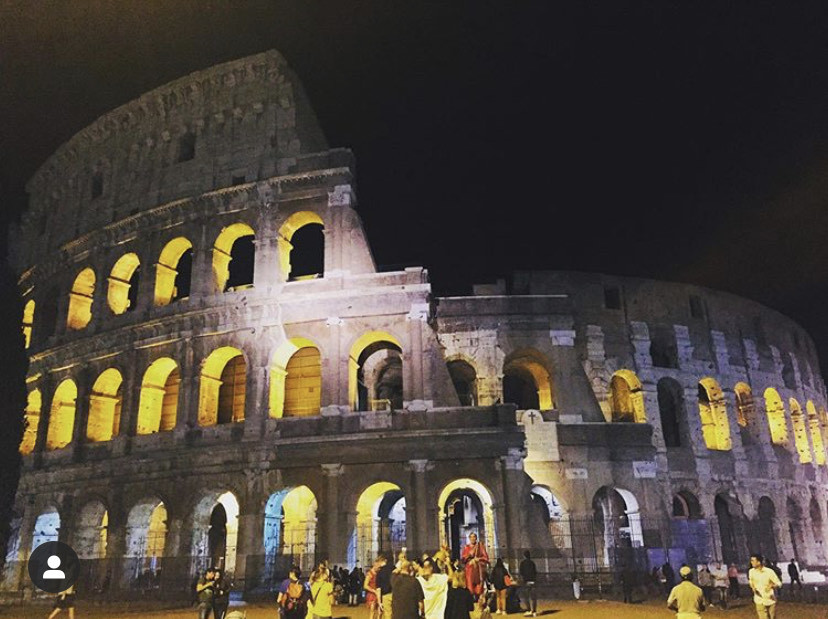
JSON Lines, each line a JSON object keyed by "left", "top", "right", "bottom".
{"left": 1, "top": 598, "right": 825, "bottom": 619}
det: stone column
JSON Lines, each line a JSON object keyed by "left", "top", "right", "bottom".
{"left": 32, "top": 374, "right": 55, "bottom": 464}
{"left": 177, "top": 338, "right": 200, "bottom": 432}
{"left": 189, "top": 224, "right": 214, "bottom": 299}
{"left": 321, "top": 464, "right": 345, "bottom": 565}
{"left": 324, "top": 185, "right": 354, "bottom": 276}
{"left": 404, "top": 305, "right": 428, "bottom": 410}
{"left": 70, "top": 367, "right": 93, "bottom": 462}
{"left": 499, "top": 449, "right": 528, "bottom": 564}
{"left": 253, "top": 227, "right": 281, "bottom": 292}
{"left": 321, "top": 317, "right": 347, "bottom": 414}
{"left": 245, "top": 361, "right": 270, "bottom": 438}
{"left": 234, "top": 474, "right": 266, "bottom": 593}
{"left": 408, "top": 460, "right": 432, "bottom": 555}
{"left": 114, "top": 350, "right": 140, "bottom": 455}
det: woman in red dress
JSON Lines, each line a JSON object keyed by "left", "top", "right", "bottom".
{"left": 364, "top": 559, "right": 381, "bottom": 619}
{"left": 461, "top": 532, "right": 490, "bottom": 597}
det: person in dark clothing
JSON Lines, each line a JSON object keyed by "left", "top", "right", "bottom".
{"left": 348, "top": 565, "right": 363, "bottom": 606}
{"left": 212, "top": 568, "right": 231, "bottom": 619}
{"left": 788, "top": 559, "right": 802, "bottom": 594}
{"left": 391, "top": 559, "right": 424, "bottom": 619}
{"left": 489, "top": 558, "right": 511, "bottom": 615}
{"left": 446, "top": 571, "right": 475, "bottom": 619}
{"left": 621, "top": 566, "right": 635, "bottom": 604}
{"left": 519, "top": 551, "right": 537, "bottom": 616}
{"left": 375, "top": 553, "right": 394, "bottom": 619}
{"left": 196, "top": 568, "right": 217, "bottom": 619}
{"left": 662, "top": 562, "right": 676, "bottom": 593}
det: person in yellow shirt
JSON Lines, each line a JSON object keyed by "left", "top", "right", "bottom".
{"left": 667, "top": 565, "right": 706, "bottom": 619}
{"left": 308, "top": 565, "right": 335, "bottom": 619}
{"left": 748, "top": 554, "right": 781, "bottom": 619}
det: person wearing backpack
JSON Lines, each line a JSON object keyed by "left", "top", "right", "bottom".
{"left": 278, "top": 567, "right": 308, "bottom": 619}
{"left": 308, "top": 566, "right": 334, "bottom": 619}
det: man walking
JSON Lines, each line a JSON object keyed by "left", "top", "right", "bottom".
{"left": 667, "top": 566, "right": 706, "bottom": 619}
{"left": 786, "top": 559, "right": 801, "bottom": 594}
{"left": 519, "top": 551, "right": 537, "bottom": 617}
{"left": 749, "top": 554, "right": 781, "bottom": 619}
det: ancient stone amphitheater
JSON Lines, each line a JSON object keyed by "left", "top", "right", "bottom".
{"left": 3, "top": 50, "right": 827, "bottom": 599}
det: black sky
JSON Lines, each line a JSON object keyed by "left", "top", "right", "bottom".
{"left": 2, "top": 1, "right": 828, "bottom": 368}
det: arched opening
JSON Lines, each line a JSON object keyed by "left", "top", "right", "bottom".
{"left": 67, "top": 268, "right": 95, "bottom": 330}
{"left": 31, "top": 507, "right": 60, "bottom": 552}
{"left": 107, "top": 253, "right": 141, "bottom": 315}
{"left": 192, "top": 492, "right": 239, "bottom": 576}
{"left": 74, "top": 501, "right": 108, "bottom": 560}
{"left": 22, "top": 299, "right": 34, "bottom": 349}
{"left": 178, "top": 131, "right": 196, "bottom": 162}
{"left": 786, "top": 497, "right": 805, "bottom": 562}
{"left": 263, "top": 486, "right": 318, "bottom": 578}
{"left": 764, "top": 388, "right": 788, "bottom": 445}
{"left": 528, "top": 485, "right": 567, "bottom": 552}
{"left": 87, "top": 368, "right": 123, "bottom": 442}
{"left": 806, "top": 401, "right": 826, "bottom": 466}
{"left": 278, "top": 211, "right": 325, "bottom": 281}
{"left": 269, "top": 338, "right": 322, "bottom": 418}
{"left": 349, "top": 332, "right": 403, "bottom": 412}
{"left": 20, "top": 389, "right": 41, "bottom": 455}
{"left": 657, "top": 377, "right": 683, "bottom": 448}
{"left": 125, "top": 500, "right": 167, "bottom": 578}
{"left": 592, "top": 487, "right": 643, "bottom": 568}
{"left": 199, "top": 347, "right": 246, "bottom": 426}
{"left": 809, "top": 497, "right": 825, "bottom": 564}
{"left": 714, "top": 494, "right": 741, "bottom": 565}
{"left": 352, "top": 482, "right": 406, "bottom": 567}
{"left": 698, "top": 378, "right": 732, "bottom": 451}
{"left": 136, "top": 358, "right": 179, "bottom": 434}
{"left": 46, "top": 379, "right": 77, "bottom": 450}
{"left": 734, "top": 382, "right": 757, "bottom": 445}
{"left": 649, "top": 326, "right": 678, "bottom": 369}
{"left": 789, "top": 399, "right": 812, "bottom": 464}
{"left": 438, "top": 479, "right": 496, "bottom": 561}
{"left": 502, "top": 349, "right": 554, "bottom": 410}
{"left": 609, "top": 370, "right": 646, "bottom": 423}
{"left": 213, "top": 223, "right": 255, "bottom": 292}
{"left": 447, "top": 359, "right": 478, "bottom": 406}
{"left": 672, "top": 491, "right": 707, "bottom": 567}
{"left": 757, "top": 496, "right": 779, "bottom": 563}
{"left": 154, "top": 237, "right": 193, "bottom": 306}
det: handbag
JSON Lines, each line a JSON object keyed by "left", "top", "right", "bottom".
{"left": 504, "top": 575, "right": 514, "bottom": 587}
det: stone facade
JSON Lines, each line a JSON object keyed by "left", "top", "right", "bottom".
{"left": 4, "top": 50, "right": 827, "bottom": 598}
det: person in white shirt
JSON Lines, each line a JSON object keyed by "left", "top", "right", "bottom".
{"left": 748, "top": 554, "right": 781, "bottom": 619}
{"left": 417, "top": 556, "right": 455, "bottom": 619}
{"left": 711, "top": 562, "right": 729, "bottom": 609}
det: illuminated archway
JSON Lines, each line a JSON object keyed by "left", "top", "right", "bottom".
{"left": 806, "top": 401, "right": 826, "bottom": 466}
{"left": 609, "top": 370, "right": 646, "bottom": 423}
{"left": 46, "top": 379, "right": 77, "bottom": 450}
{"left": 789, "top": 399, "right": 812, "bottom": 464}
{"left": 74, "top": 501, "right": 108, "bottom": 560}
{"left": 125, "top": 499, "right": 167, "bottom": 576}
{"left": 67, "top": 268, "right": 95, "bottom": 330}
{"left": 263, "top": 486, "right": 318, "bottom": 575}
{"left": 349, "top": 331, "right": 403, "bottom": 411}
{"left": 154, "top": 237, "right": 193, "bottom": 306}
{"left": 447, "top": 359, "right": 478, "bottom": 406}
{"left": 698, "top": 378, "right": 731, "bottom": 451}
{"left": 503, "top": 349, "right": 554, "bottom": 411}
{"left": 529, "top": 485, "right": 567, "bottom": 551}
{"left": 352, "top": 482, "right": 406, "bottom": 566}
{"left": 137, "top": 358, "right": 179, "bottom": 434}
{"left": 87, "top": 368, "right": 123, "bottom": 442}
{"left": 269, "top": 338, "right": 322, "bottom": 418}
{"left": 438, "top": 478, "right": 497, "bottom": 559}
{"left": 20, "top": 389, "right": 41, "bottom": 455}
{"left": 31, "top": 507, "right": 60, "bottom": 552}
{"left": 592, "top": 486, "right": 643, "bottom": 567}
{"left": 199, "top": 347, "right": 246, "bottom": 426}
{"left": 213, "top": 223, "right": 255, "bottom": 292}
{"left": 764, "top": 388, "right": 788, "bottom": 445}
{"left": 734, "top": 382, "right": 758, "bottom": 444}
{"left": 107, "top": 253, "right": 141, "bottom": 314}
{"left": 192, "top": 492, "right": 240, "bottom": 575}
{"left": 278, "top": 211, "right": 325, "bottom": 281}
{"left": 21, "top": 299, "right": 34, "bottom": 349}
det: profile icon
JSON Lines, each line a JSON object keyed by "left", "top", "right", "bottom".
{"left": 43, "top": 555, "right": 66, "bottom": 580}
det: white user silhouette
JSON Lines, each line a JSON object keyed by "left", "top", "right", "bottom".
{"left": 42, "top": 555, "right": 65, "bottom": 580}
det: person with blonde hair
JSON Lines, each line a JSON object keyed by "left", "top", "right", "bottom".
{"left": 308, "top": 565, "right": 334, "bottom": 619}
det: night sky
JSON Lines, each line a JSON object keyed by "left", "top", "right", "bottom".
{"left": 2, "top": 2, "right": 828, "bottom": 368}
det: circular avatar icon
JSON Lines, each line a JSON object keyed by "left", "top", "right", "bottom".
{"left": 28, "top": 541, "right": 80, "bottom": 593}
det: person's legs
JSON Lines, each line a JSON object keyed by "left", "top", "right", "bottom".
{"left": 382, "top": 593, "right": 393, "bottom": 619}
{"left": 198, "top": 602, "right": 213, "bottom": 619}
{"left": 530, "top": 583, "right": 537, "bottom": 614}
{"left": 498, "top": 588, "right": 507, "bottom": 613}
{"left": 755, "top": 603, "right": 772, "bottom": 619}
{"left": 47, "top": 609, "right": 60, "bottom": 619}
{"left": 67, "top": 610, "right": 74, "bottom": 619}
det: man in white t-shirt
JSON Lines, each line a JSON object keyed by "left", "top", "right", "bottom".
{"left": 748, "top": 554, "right": 781, "bottom": 619}
{"left": 711, "top": 562, "right": 729, "bottom": 609}
{"left": 417, "top": 557, "right": 454, "bottom": 619}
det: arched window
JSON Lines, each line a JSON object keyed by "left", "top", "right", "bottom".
{"left": 136, "top": 358, "right": 179, "bottom": 434}
{"left": 698, "top": 378, "right": 731, "bottom": 451}
{"left": 213, "top": 224, "right": 255, "bottom": 292}
{"left": 806, "top": 401, "right": 826, "bottom": 466}
{"left": 502, "top": 349, "right": 554, "bottom": 410}
{"left": 649, "top": 326, "right": 678, "bottom": 369}
{"left": 178, "top": 131, "right": 196, "bottom": 162}
{"left": 789, "top": 399, "right": 812, "bottom": 464}
{"left": 764, "top": 388, "right": 788, "bottom": 445}
{"left": 609, "top": 370, "right": 646, "bottom": 423}
{"left": 107, "top": 253, "right": 141, "bottom": 314}
{"left": 269, "top": 339, "right": 322, "bottom": 418}
{"left": 20, "top": 389, "right": 41, "bottom": 455}
{"left": 734, "top": 382, "right": 758, "bottom": 444}
{"left": 349, "top": 332, "right": 403, "bottom": 412}
{"left": 657, "top": 378, "right": 683, "bottom": 447}
{"left": 67, "top": 268, "right": 95, "bottom": 330}
{"left": 672, "top": 491, "right": 702, "bottom": 520}
{"left": 21, "top": 299, "right": 35, "bottom": 349}
{"left": 46, "top": 379, "right": 77, "bottom": 450}
{"left": 447, "top": 359, "right": 478, "bottom": 406}
{"left": 154, "top": 237, "right": 193, "bottom": 306}
{"left": 199, "top": 347, "right": 246, "bottom": 425}
{"left": 278, "top": 211, "right": 325, "bottom": 281}
{"left": 87, "top": 368, "right": 123, "bottom": 442}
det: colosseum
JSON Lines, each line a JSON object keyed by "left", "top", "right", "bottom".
{"left": 3, "top": 49, "right": 827, "bottom": 599}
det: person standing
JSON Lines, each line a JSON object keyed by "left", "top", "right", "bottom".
{"left": 712, "top": 562, "right": 729, "bottom": 609}
{"left": 418, "top": 557, "right": 454, "bottom": 619}
{"left": 519, "top": 551, "right": 538, "bottom": 616}
{"left": 461, "top": 533, "right": 490, "bottom": 597}
{"left": 309, "top": 565, "right": 335, "bottom": 619}
{"left": 446, "top": 571, "right": 475, "bottom": 619}
{"left": 787, "top": 559, "right": 801, "bottom": 593}
{"left": 196, "top": 568, "right": 216, "bottom": 619}
{"left": 391, "top": 559, "right": 424, "bottom": 619}
{"left": 663, "top": 562, "right": 676, "bottom": 593}
{"left": 365, "top": 559, "right": 381, "bottom": 619}
{"left": 47, "top": 583, "right": 77, "bottom": 619}
{"left": 212, "top": 569, "right": 231, "bottom": 619}
{"left": 697, "top": 565, "right": 713, "bottom": 606}
{"left": 620, "top": 565, "right": 635, "bottom": 604}
{"left": 727, "top": 564, "right": 740, "bottom": 599}
{"left": 375, "top": 553, "right": 394, "bottom": 619}
{"left": 666, "top": 566, "right": 706, "bottom": 619}
{"left": 278, "top": 567, "right": 308, "bottom": 619}
{"left": 748, "top": 554, "right": 781, "bottom": 619}
{"left": 489, "top": 558, "right": 511, "bottom": 615}
{"left": 348, "top": 564, "right": 362, "bottom": 606}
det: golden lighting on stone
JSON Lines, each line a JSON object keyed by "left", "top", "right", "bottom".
{"left": 20, "top": 388, "right": 41, "bottom": 455}
{"left": 154, "top": 237, "right": 193, "bottom": 306}
{"left": 609, "top": 369, "right": 646, "bottom": 423}
{"left": 698, "top": 377, "right": 732, "bottom": 451}
{"left": 87, "top": 368, "right": 123, "bottom": 442}
{"left": 789, "top": 398, "right": 812, "bottom": 464}
{"left": 46, "top": 379, "right": 77, "bottom": 450}
{"left": 107, "top": 252, "right": 141, "bottom": 315}
{"left": 66, "top": 267, "right": 95, "bottom": 330}
{"left": 734, "top": 382, "right": 754, "bottom": 428}
{"left": 21, "top": 299, "right": 35, "bottom": 349}
{"left": 806, "top": 401, "right": 826, "bottom": 466}
{"left": 503, "top": 349, "right": 555, "bottom": 411}
{"left": 277, "top": 211, "right": 324, "bottom": 281}
{"left": 764, "top": 387, "right": 788, "bottom": 445}
{"left": 137, "top": 358, "right": 179, "bottom": 434}
{"left": 212, "top": 223, "right": 254, "bottom": 292}
{"left": 269, "top": 337, "right": 321, "bottom": 418}
{"left": 348, "top": 331, "right": 403, "bottom": 410}
{"left": 198, "top": 347, "right": 246, "bottom": 426}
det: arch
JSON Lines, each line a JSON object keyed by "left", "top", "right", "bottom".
{"left": 698, "top": 378, "right": 732, "bottom": 451}
{"left": 808, "top": 497, "right": 825, "bottom": 564}
{"left": 46, "top": 379, "right": 77, "bottom": 450}
{"left": 672, "top": 491, "right": 703, "bottom": 520}
{"left": 789, "top": 399, "right": 812, "bottom": 464}
{"left": 657, "top": 377, "right": 683, "bottom": 447}
{"left": 734, "top": 382, "right": 758, "bottom": 445}
{"left": 672, "top": 490, "right": 708, "bottom": 566}
{"left": 530, "top": 485, "right": 565, "bottom": 521}
{"left": 438, "top": 478, "right": 497, "bottom": 559}
{"left": 136, "top": 358, "right": 180, "bottom": 434}
{"left": 502, "top": 349, "right": 554, "bottom": 411}
{"left": 786, "top": 497, "right": 805, "bottom": 561}
{"left": 199, "top": 347, "right": 246, "bottom": 426}
{"left": 264, "top": 486, "right": 318, "bottom": 575}
{"left": 125, "top": 499, "right": 167, "bottom": 577}
{"left": 349, "top": 331, "right": 403, "bottom": 411}
{"left": 447, "top": 359, "right": 478, "bottom": 406}
{"left": 74, "top": 500, "right": 108, "bottom": 559}
{"left": 715, "top": 493, "right": 743, "bottom": 565}
{"left": 609, "top": 370, "right": 646, "bottom": 423}
{"left": 21, "top": 299, "right": 34, "bottom": 349}
{"left": 213, "top": 223, "right": 255, "bottom": 292}
{"left": 592, "top": 486, "right": 643, "bottom": 568}
{"left": 269, "top": 338, "right": 322, "bottom": 418}
{"left": 192, "top": 491, "right": 240, "bottom": 575}
{"left": 20, "top": 389, "right": 41, "bottom": 455}
{"left": 107, "top": 252, "right": 141, "bottom": 314}
{"left": 764, "top": 388, "right": 788, "bottom": 445}
{"left": 87, "top": 368, "right": 123, "bottom": 442}
{"left": 806, "top": 401, "right": 826, "bottom": 466}
{"left": 67, "top": 267, "right": 95, "bottom": 330}
{"left": 154, "top": 237, "right": 193, "bottom": 306}
{"left": 31, "top": 506, "right": 60, "bottom": 552}
{"left": 757, "top": 496, "right": 779, "bottom": 563}
{"left": 352, "top": 482, "right": 406, "bottom": 567}
{"left": 278, "top": 211, "right": 325, "bottom": 281}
